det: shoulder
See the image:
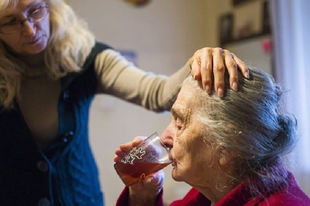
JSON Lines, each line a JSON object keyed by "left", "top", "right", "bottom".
{"left": 92, "top": 42, "right": 113, "bottom": 53}
{"left": 82, "top": 42, "right": 113, "bottom": 69}
{"left": 170, "top": 188, "right": 211, "bottom": 206}
{"left": 260, "top": 172, "right": 310, "bottom": 206}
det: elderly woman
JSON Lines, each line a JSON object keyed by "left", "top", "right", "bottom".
{"left": 0, "top": 0, "right": 250, "bottom": 205}
{"left": 115, "top": 67, "right": 310, "bottom": 205}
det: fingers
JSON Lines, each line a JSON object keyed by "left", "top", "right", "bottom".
{"left": 190, "top": 48, "right": 212, "bottom": 93}
{"left": 139, "top": 170, "right": 165, "bottom": 192}
{"left": 114, "top": 136, "right": 145, "bottom": 162}
{"left": 190, "top": 47, "right": 226, "bottom": 97}
{"left": 212, "top": 48, "right": 225, "bottom": 97}
{"left": 145, "top": 170, "right": 165, "bottom": 189}
{"left": 129, "top": 170, "right": 164, "bottom": 196}
{"left": 189, "top": 47, "right": 250, "bottom": 98}
{"left": 114, "top": 149, "right": 123, "bottom": 162}
{"left": 200, "top": 48, "right": 212, "bottom": 94}
{"left": 223, "top": 51, "right": 250, "bottom": 92}
{"left": 223, "top": 50, "right": 238, "bottom": 92}
{"left": 230, "top": 53, "right": 250, "bottom": 79}
{"left": 189, "top": 51, "right": 201, "bottom": 81}
{"left": 114, "top": 146, "right": 130, "bottom": 162}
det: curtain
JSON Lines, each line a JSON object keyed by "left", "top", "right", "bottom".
{"left": 270, "top": 0, "right": 310, "bottom": 196}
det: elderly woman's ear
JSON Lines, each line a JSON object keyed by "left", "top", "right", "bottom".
{"left": 219, "top": 148, "right": 236, "bottom": 166}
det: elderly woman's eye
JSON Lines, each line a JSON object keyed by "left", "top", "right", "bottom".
{"left": 175, "top": 118, "right": 183, "bottom": 130}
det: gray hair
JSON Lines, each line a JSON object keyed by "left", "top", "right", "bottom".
{"left": 183, "top": 66, "right": 297, "bottom": 196}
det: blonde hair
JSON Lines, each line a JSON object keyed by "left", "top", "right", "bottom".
{"left": 0, "top": 0, "right": 95, "bottom": 109}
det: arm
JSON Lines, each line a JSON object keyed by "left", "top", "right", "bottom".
{"left": 94, "top": 49, "right": 189, "bottom": 112}
{"left": 94, "top": 47, "right": 248, "bottom": 112}
{"left": 116, "top": 185, "right": 165, "bottom": 206}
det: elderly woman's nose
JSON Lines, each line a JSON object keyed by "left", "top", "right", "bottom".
{"left": 161, "top": 123, "right": 174, "bottom": 148}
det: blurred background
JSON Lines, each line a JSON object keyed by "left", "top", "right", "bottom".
{"left": 66, "top": 0, "right": 309, "bottom": 205}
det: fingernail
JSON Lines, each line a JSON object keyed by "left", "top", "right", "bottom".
{"left": 218, "top": 87, "right": 224, "bottom": 97}
{"left": 232, "top": 82, "right": 238, "bottom": 91}
{"left": 205, "top": 85, "right": 211, "bottom": 94}
{"left": 245, "top": 71, "right": 250, "bottom": 79}
{"left": 191, "top": 74, "right": 196, "bottom": 80}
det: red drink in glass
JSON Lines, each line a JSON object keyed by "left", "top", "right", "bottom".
{"left": 114, "top": 161, "right": 170, "bottom": 186}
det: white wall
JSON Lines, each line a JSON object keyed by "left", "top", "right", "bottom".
{"left": 66, "top": 0, "right": 209, "bottom": 205}
{"left": 66, "top": 1, "right": 303, "bottom": 206}
{"left": 66, "top": 0, "right": 281, "bottom": 205}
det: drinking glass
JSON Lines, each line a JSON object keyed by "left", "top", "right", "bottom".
{"left": 114, "top": 132, "right": 171, "bottom": 186}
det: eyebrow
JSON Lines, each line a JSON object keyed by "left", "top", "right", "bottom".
{"left": 171, "top": 108, "right": 177, "bottom": 116}
{"left": 171, "top": 107, "right": 185, "bottom": 121}
{"left": 25, "top": 0, "right": 45, "bottom": 10}
{"left": 1, "top": 0, "right": 43, "bottom": 19}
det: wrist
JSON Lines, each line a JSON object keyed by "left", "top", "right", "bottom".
{"left": 128, "top": 187, "right": 162, "bottom": 206}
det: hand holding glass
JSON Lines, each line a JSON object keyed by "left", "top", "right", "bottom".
{"left": 114, "top": 132, "right": 171, "bottom": 187}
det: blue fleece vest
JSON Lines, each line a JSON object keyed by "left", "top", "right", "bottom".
{"left": 0, "top": 42, "right": 110, "bottom": 206}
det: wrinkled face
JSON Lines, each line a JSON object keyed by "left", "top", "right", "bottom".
{"left": 0, "top": 0, "right": 50, "bottom": 55}
{"left": 161, "top": 84, "right": 220, "bottom": 188}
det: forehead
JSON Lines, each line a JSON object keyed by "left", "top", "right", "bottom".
{"left": 0, "top": 0, "right": 41, "bottom": 17}
{"left": 171, "top": 85, "right": 193, "bottom": 117}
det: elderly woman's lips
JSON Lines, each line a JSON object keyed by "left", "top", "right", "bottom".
{"left": 170, "top": 160, "right": 176, "bottom": 167}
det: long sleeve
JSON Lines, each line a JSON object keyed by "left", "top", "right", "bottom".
{"left": 116, "top": 187, "right": 165, "bottom": 206}
{"left": 94, "top": 49, "right": 190, "bottom": 112}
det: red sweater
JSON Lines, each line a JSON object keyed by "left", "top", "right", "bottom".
{"left": 116, "top": 172, "right": 310, "bottom": 206}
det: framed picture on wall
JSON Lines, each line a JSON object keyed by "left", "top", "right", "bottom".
{"left": 219, "top": 13, "right": 234, "bottom": 45}
{"left": 262, "top": 1, "right": 271, "bottom": 33}
{"left": 232, "top": 0, "right": 253, "bottom": 6}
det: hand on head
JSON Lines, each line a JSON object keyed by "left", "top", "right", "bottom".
{"left": 189, "top": 47, "right": 249, "bottom": 97}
